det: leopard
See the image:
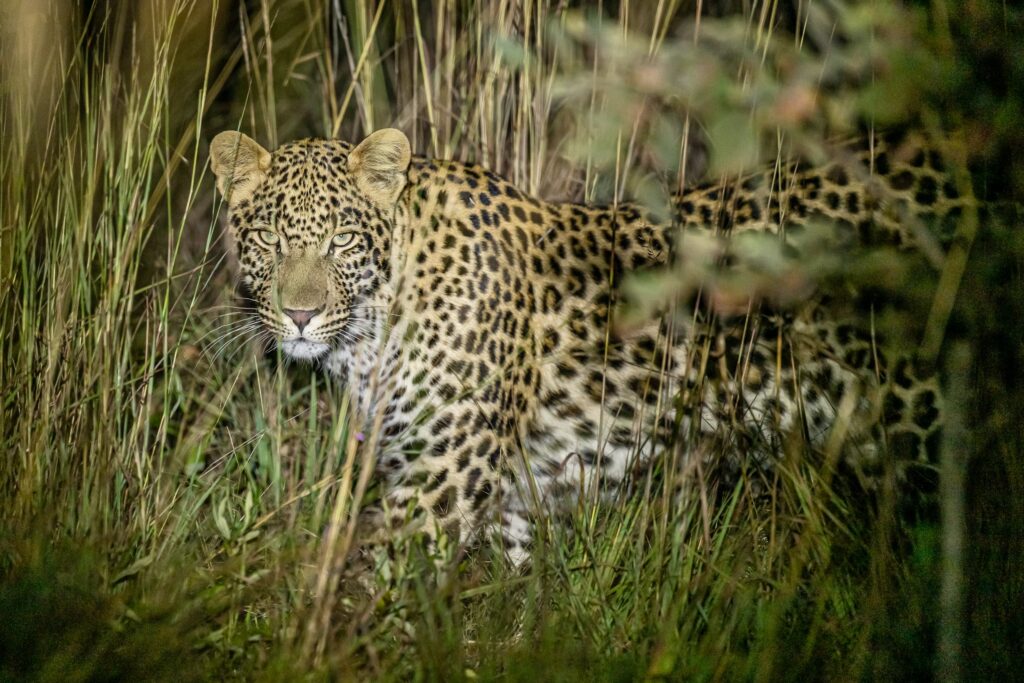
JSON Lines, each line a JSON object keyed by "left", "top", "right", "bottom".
{"left": 209, "top": 127, "right": 968, "bottom": 564}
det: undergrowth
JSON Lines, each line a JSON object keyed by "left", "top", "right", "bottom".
{"left": 1, "top": 1, "right": 1021, "bottom": 680}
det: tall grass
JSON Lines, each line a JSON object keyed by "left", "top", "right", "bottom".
{"left": 1, "top": 0, "right": 1021, "bottom": 680}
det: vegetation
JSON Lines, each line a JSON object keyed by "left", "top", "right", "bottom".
{"left": 1, "top": 1, "right": 1021, "bottom": 680}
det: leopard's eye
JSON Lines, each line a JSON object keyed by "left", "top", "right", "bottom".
{"left": 330, "top": 231, "right": 359, "bottom": 254}
{"left": 255, "top": 230, "right": 280, "bottom": 248}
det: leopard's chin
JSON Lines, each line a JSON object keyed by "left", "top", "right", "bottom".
{"left": 280, "top": 338, "right": 331, "bottom": 361}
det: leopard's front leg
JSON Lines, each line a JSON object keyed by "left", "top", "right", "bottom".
{"left": 375, "top": 398, "right": 527, "bottom": 560}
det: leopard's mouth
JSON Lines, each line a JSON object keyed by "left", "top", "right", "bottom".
{"left": 280, "top": 338, "right": 331, "bottom": 360}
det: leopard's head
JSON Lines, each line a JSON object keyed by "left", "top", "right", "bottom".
{"left": 210, "top": 129, "right": 411, "bottom": 361}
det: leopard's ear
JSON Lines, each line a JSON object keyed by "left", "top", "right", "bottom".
{"left": 210, "top": 131, "right": 272, "bottom": 205}
{"left": 348, "top": 128, "right": 411, "bottom": 207}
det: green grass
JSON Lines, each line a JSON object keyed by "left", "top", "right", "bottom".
{"left": 2, "top": 1, "right": 1022, "bottom": 680}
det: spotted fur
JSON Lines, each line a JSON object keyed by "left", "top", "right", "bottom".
{"left": 210, "top": 129, "right": 965, "bottom": 562}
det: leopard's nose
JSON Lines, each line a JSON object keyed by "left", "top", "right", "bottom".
{"left": 284, "top": 307, "right": 321, "bottom": 332}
